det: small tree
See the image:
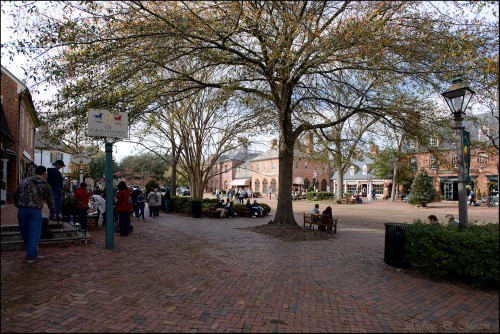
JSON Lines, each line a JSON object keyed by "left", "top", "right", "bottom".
{"left": 408, "top": 168, "right": 435, "bottom": 207}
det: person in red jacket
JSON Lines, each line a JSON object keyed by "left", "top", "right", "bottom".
{"left": 73, "top": 182, "right": 92, "bottom": 230}
{"left": 115, "top": 181, "right": 133, "bottom": 236}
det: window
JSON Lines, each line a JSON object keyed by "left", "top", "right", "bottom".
{"left": 478, "top": 152, "right": 488, "bottom": 165}
{"left": 256, "top": 163, "right": 259, "bottom": 171}
{"left": 362, "top": 165, "right": 368, "bottom": 175}
{"left": 346, "top": 184, "right": 357, "bottom": 193}
{"left": 262, "top": 179, "right": 268, "bottom": 193}
{"left": 304, "top": 161, "right": 309, "bottom": 170}
{"left": 429, "top": 156, "right": 438, "bottom": 170}
{"left": 304, "top": 178, "right": 310, "bottom": 189}
{"left": 410, "top": 158, "right": 418, "bottom": 171}
{"left": 373, "top": 184, "right": 384, "bottom": 195}
{"left": 254, "top": 180, "right": 260, "bottom": 193}
{"left": 322, "top": 165, "right": 326, "bottom": 172}
{"left": 50, "top": 152, "right": 63, "bottom": 164}
{"left": 264, "top": 162, "right": 268, "bottom": 172}
{"left": 271, "top": 161, "right": 275, "bottom": 169}
{"left": 430, "top": 136, "right": 439, "bottom": 146}
{"left": 225, "top": 165, "right": 229, "bottom": 172}
{"left": 314, "top": 164, "right": 318, "bottom": 172}
{"left": 295, "top": 160, "right": 299, "bottom": 169}
{"left": 409, "top": 140, "right": 418, "bottom": 150}
{"left": 349, "top": 166, "right": 355, "bottom": 175}
{"left": 451, "top": 154, "right": 458, "bottom": 169}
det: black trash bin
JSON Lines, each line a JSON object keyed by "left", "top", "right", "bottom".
{"left": 191, "top": 200, "right": 202, "bottom": 218}
{"left": 384, "top": 222, "right": 411, "bottom": 267}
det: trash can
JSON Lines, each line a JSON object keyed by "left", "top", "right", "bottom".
{"left": 191, "top": 200, "right": 202, "bottom": 218}
{"left": 384, "top": 222, "right": 411, "bottom": 267}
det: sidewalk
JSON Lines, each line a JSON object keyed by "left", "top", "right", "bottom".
{"left": 1, "top": 200, "right": 498, "bottom": 333}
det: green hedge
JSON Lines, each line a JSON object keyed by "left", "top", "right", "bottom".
{"left": 305, "top": 191, "right": 334, "bottom": 201}
{"left": 404, "top": 221, "right": 499, "bottom": 288}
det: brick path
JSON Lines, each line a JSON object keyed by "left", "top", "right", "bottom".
{"left": 1, "top": 198, "right": 498, "bottom": 333}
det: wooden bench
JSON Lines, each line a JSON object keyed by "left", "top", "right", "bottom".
{"left": 303, "top": 212, "right": 337, "bottom": 234}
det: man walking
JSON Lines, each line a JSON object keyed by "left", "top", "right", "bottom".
{"left": 14, "top": 165, "right": 56, "bottom": 262}
{"left": 47, "top": 159, "right": 65, "bottom": 219}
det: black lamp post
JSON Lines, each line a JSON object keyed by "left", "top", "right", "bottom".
{"left": 441, "top": 77, "right": 475, "bottom": 230}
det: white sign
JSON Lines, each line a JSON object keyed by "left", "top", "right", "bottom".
{"left": 88, "top": 109, "right": 129, "bottom": 139}
{"left": 71, "top": 154, "right": 92, "bottom": 165}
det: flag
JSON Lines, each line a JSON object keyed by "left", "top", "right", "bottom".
{"left": 463, "top": 130, "right": 471, "bottom": 183}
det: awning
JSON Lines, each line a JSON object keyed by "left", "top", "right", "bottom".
{"left": 231, "top": 178, "right": 251, "bottom": 186}
{"left": 487, "top": 176, "right": 498, "bottom": 182}
{"left": 293, "top": 177, "right": 304, "bottom": 185}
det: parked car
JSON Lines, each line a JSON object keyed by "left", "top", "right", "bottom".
{"left": 177, "top": 187, "right": 190, "bottom": 196}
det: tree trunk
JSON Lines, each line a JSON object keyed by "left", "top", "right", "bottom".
{"left": 274, "top": 137, "right": 297, "bottom": 225}
{"left": 391, "top": 157, "right": 398, "bottom": 202}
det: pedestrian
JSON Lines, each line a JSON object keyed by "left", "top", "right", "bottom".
{"left": 268, "top": 186, "right": 272, "bottom": 199}
{"left": 91, "top": 193, "right": 106, "bottom": 227}
{"left": 225, "top": 200, "right": 235, "bottom": 218}
{"left": 131, "top": 186, "right": 141, "bottom": 217}
{"left": 215, "top": 199, "right": 227, "bottom": 218}
{"left": 469, "top": 189, "right": 476, "bottom": 206}
{"left": 164, "top": 187, "right": 171, "bottom": 213}
{"left": 371, "top": 188, "right": 377, "bottom": 200}
{"left": 252, "top": 200, "right": 264, "bottom": 217}
{"left": 428, "top": 215, "right": 439, "bottom": 225}
{"left": 73, "top": 182, "right": 92, "bottom": 231}
{"left": 215, "top": 187, "right": 220, "bottom": 202}
{"left": 116, "top": 181, "right": 133, "bottom": 236}
{"left": 238, "top": 187, "right": 245, "bottom": 204}
{"left": 137, "top": 190, "right": 146, "bottom": 221}
{"left": 46, "top": 159, "right": 65, "bottom": 220}
{"left": 147, "top": 188, "right": 161, "bottom": 217}
{"left": 14, "top": 165, "right": 56, "bottom": 262}
{"left": 311, "top": 203, "right": 320, "bottom": 214}
{"left": 321, "top": 206, "right": 334, "bottom": 231}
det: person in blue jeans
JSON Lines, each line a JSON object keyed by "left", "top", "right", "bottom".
{"left": 47, "top": 159, "right": 65, "bottom": 219}
{"left": 137, "top": 190, "right": 146, "bottom": 221}
{"left": 14, "top": 165, "right": 56, "bottom": 262}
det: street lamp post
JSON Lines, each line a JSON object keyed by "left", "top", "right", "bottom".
{"left": 441, "top": 77, "right": 475, "bottom": 230}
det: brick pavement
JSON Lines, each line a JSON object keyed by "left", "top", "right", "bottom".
{"left": 1, "top": 199, "right": 498, "bottom": 333}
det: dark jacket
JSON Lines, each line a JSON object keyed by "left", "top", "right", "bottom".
{"left": 46, "top": 167, "right": 64, "bottom": 191}
{"left": 14, "top": 176, "right": 55, "bottom": 211}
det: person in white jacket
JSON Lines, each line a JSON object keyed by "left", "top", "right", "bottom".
{"left": 91, "top": 194, "right": 106, "bottom": 226}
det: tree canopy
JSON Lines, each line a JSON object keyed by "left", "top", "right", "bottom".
{"left": 2, "top": 1, "right": 497, "bottom": 225}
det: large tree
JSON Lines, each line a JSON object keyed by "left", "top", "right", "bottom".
{"left": 4, "top": 1, "right": 497, "bottom": 226}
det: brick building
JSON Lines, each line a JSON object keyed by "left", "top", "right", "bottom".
{"left": 1, "top": 65, "right": 40, "bottom": 204}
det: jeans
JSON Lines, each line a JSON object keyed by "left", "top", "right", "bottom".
{"left": 118, "top": 211, "right": 130, "bottom": 236}
{"left": 52, "top": 189, "right": 63, "bottom": 218}
{"left": 138, "top": 204, "right": 145, "bottom": 220}
{"left": 164, "top": 199, "right": 170, "bottom": 213}
{"left": 17, "top": 207, "right": 42, "bottom": 257}
{"left": 77, "top": 208, "right": 88, "bottom": 229}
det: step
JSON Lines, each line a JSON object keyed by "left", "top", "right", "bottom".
{"left": 1, "top": 222, "right": 93, "bottom": 252}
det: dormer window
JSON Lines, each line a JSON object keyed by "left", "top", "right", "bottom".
{"left": 430, "top": 136, "right": 439, "bottom": 147}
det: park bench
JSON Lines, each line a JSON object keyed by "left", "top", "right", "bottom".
{"left": 303, "top": 212, "right": 337, "bottom": 234}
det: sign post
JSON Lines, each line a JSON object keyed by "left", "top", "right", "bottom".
{"left": 88, "top": 108, "right": 129, "bottom": 249}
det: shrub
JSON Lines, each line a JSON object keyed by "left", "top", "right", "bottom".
{"left": 404, "top": 221, "right": 499, "bottom": 288}
{"left": 305, "top": 191, "right": 334, "bottom": 201}
{"left": 408, "top": 168, "right": 435, "bottom": 207}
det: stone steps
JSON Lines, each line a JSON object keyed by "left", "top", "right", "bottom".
{"left": 1, "top": 220, "right": 92, "bottom": 251}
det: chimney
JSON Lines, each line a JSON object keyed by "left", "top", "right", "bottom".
{"left": 370, "top": 145, "right": 379, "bottom": 155}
